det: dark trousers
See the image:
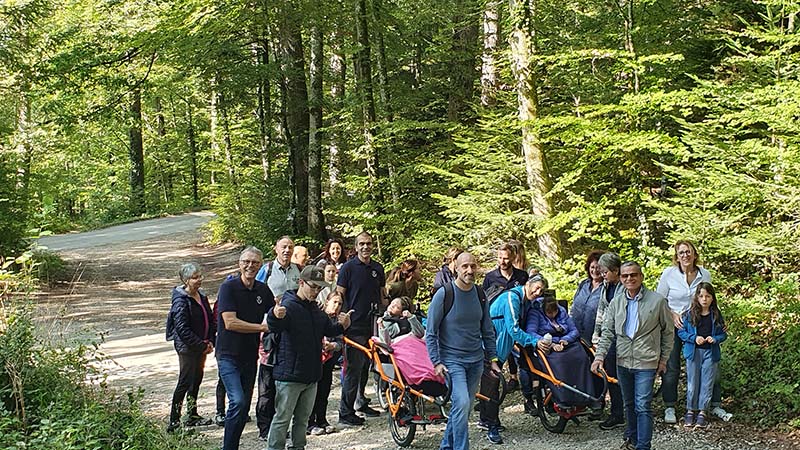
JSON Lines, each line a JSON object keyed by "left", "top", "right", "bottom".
{"left": 339, "top": 335, "right": 369, "bottom": 417}
{"left": 256, "top": 363, "right": 276, "bottom": 437}
{"left": 216, "top": 376, "right": 226, "bottom": 416}
{"left": 478, "top": 361, "right": 502, "bottom": 427}
{"left": 507, "top": 355, "right": 518, "bottom": 376}
{"left": 170, "top": 352, "right": 207, "bottom": 423}
{"left": 310, "top": 355, "right": 338, "bottom": 427}
{"left": 606, "top": 343, "right": 624, "bottom": 419}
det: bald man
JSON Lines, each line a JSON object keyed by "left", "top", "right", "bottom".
{"left": 426, "top": 252, "right": 500, "bottom": 450}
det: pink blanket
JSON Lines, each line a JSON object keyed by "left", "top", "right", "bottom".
{"left": 390, "top": 334, "right": 445, "bottom": 386}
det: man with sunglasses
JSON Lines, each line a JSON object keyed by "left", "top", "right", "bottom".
{"left": 216, "top": 246, "right": 273, "bottom": 450}
{"left": 591, "top": 261, "right": 673, "bottom": 450}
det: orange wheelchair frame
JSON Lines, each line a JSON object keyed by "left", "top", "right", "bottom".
{"left": 343, "top": 336, "right": 450, "bottom": 447}
{"left": 517, "top": 340, "right": 618, "bottom": 433}
{"left": 343, "top": 336, "right": 506, "bottom": 447}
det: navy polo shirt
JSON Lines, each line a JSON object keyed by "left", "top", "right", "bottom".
{"left": 337, "top": 257, "right": 385, "bottom": 336}
{"left": 482, "top": 267, "right": 529, "bottom": 291}
{"left": 216, "top": 276, "right": 273, "bottom": 360}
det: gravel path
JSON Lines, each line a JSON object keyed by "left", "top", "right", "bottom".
{"left": 36, "top": 222, "right": 797, "bottom": 450}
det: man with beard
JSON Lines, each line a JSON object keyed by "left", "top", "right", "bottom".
{"left": 216, "top": 246, "right": 273, "bottom": 450}
{"left": 337, "top": 231, "right": 387, "bottom": 426}
{"left": 482, "top": 242, "right": 529, "bottom": 292}
{"left": 427, "top": 252, "right": 500, "bottom": 450}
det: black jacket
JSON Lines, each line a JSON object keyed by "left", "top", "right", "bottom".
{"left": 267, "top": 290, "right": 345, "bottom": 383}
{"left": 167, "top": 286, "right": 216, "bottom": 354}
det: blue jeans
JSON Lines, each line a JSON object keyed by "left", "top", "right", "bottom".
{"left": 617, "top": 366, "right": 656, "bottom": 450}
{"left": 663, "top": 328, "right": 723, "bottom": 408}
{"left": 217, "top": 356, "right": 258, "bottom": 450}
{"left": 685, "top": 348, "right": 718, "bottom": 412}
{"left": 267, "top": 381, "right": 317, "bottom": 450}
{"left": 439, "top": 358, "right": 482, "bottom": 450}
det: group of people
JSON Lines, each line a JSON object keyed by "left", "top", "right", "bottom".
{"left": 165, "top": 234, "right": 730, "bottom": 450}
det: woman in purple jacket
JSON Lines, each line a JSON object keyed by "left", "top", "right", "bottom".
{"left": 525, "top": 296, "right": 598, "bottom": 406}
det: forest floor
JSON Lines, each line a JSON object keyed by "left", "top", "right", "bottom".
{"left": 35, "top": 220, "right": 799, "bottom": 450}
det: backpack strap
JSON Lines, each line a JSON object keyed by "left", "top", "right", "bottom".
{"left": 442, "top": 282, "right": 486, "bottom": 322}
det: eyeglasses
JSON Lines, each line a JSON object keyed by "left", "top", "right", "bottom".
{"left": 239, "top": 259, "right": 262, "bottom": 267}
{"left": 677, "top": 250, "right": 693, "bottom": 256}
{"left": 620, "top": 273, "right": 641, "bottom": 279}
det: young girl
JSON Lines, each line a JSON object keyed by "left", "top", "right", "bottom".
{"left": 678, "top": 282, "right": 727, "bottom": 429}
{"left": 377, "top": 296, "right": 424, "bottom": 344}
{"left": 315, "top": 262, "right": 338, "bottom": 307}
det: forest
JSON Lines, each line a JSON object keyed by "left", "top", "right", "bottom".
{"left": 2, "top": 0, "right": 800, "bottom": 445}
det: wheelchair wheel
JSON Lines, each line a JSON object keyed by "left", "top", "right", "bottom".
{"left": 534, "top": 380, "right": 568, "bottom": 433}
{"left": 373, "top": 372, "right": 389, "bottom": 410}
{"left": 388, "top": 387, "right": 417, "bottom": 447}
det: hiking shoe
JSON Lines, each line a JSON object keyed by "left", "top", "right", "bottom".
{"left": 324, "top": 424, "right": 337, "bottom": 434}
{"left": 588, "top": 408, "right": 603, "bottom": 421}
{"left": 620, "top": 438, "right": 636, "bottom": 450}
{"left": 310, "top": 426, "right": 326, "bottom": 435}
{"left": 711, "top": 406, "right": 733, "bottom": 422}
{"left": 487, "top": 426, "right": 503, "bottom": 445}
{"left": 166, "top": 421, "right": 181, "bottom": 433}
{"left": 506, "top": 378, "right": 519, "bottom": 392}
{"left": 477, "top": 421, "right": 505, "bottom": 432}
{"left": 356, "top": 405, "right": 381, "bottom": 417}
{"left": 338, "top": 414, "right": 365, "bottom": 426}
{"left": 185, "top": 416, "right": 213, "bottom": 427}
{"left": 524, "top": 398, "right": 537, "bottom": 416}
{"left": 214, "top": 414, "right": 225, "bottom": 427}
{"left": 695, "top": 412, "right": 708, "bottom": 429}
{"left": 683, "top": 411, "right": 696, "bottom": 429}
{"left": 257, "top": 433, "right": 268, "bottom": 441}
{"left": 664, "top": 407, "right": 677, "bottom": 424}
{"left": 599, "top": 415, "right": 625, "bottom": 430}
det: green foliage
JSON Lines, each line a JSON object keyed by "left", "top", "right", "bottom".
{"left": 0, "top": 299, "right": 204, "bottom": 449}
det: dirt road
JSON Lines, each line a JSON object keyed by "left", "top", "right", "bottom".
{"left": 37, "top": 216, "right": 796, "bottom": 450}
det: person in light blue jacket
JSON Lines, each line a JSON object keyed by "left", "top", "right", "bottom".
{"left": 477, "top": 276, "right": 548, "bottom": 437}
{"left": 677, "top": 282, "right": 727, "bottom": 429}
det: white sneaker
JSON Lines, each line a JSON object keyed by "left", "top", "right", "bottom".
{"left": 664, "top": 407, "right": 677, "bottom": 424}
{"left": 711, "top": 406, "right": 733, "bottom": 422}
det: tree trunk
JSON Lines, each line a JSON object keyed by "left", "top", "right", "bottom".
{"left": 328, "top": 39, "right": 346, "bottom": 189}
{"left": 256, "top": 39, "right": 273, "bottom": 181}
{"left": 308, "top": 25, "right": 327, "bottom": 241}
{"left": 447, "top": 1, "right": 479, "bottom": 121}
{"left": 370, "top": 0, "right": 392, "bottom": 121}
{"left": 15, "top": 91, "right": 33, "bottom": 198}
{"left": 154, "top": 96, "right": 172, "bottom": 204}
{"left": 480, "top": 0, "right": 500, "bottom": 107}
{"left": 209, "top": 79, "right": 219, "bottom": 186}
{"left": 219, "top": 90, "right": 241, "bottom": 211}
{"left": 128, "top": 88, "right": 146, "bottom": 216}
{"left": 508, "top": 0, "right": 560, "bottom": 261}
{"left": 618, "top": 0, "right": 639, "bottom": 93}
{"left": 186, "top": 102, "right": 199, "bottom": 206}
{"left": 370, "top": 0, "right": 399, "bottom": 203}
{"left": 355, "top": 0, "right": 381, "bottom": 201}
{"left": 279, "top": 1, "right": 310, "bottom": 234}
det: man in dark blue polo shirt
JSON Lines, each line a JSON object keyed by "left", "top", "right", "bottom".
{"left": 216, "top": 246, "right": 273, "bottom": 450}
{"left": 482, "top": 242, "right": 529, "bottom": 292}
{"left": 336, "top": 231, "right": 387, "bottom": 426}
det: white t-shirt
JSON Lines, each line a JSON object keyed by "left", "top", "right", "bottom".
{"left": 656, "top": 265, "right": 712, "bottom": 314}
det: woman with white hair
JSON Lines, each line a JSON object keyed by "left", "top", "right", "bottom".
{"left": 166, "top": 262, "right": 216, "bottom": 432}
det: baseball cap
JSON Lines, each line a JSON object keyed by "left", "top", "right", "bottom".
{"left": 299, "top": 265, "right": 329, "bottom": 289}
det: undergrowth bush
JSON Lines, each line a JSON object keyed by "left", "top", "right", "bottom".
{"left": 0, "top": 300, "right": 204, "bottom": 450}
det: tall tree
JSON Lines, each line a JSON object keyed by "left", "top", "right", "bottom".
{"left": 354, "top": 0, "right": 381, "bottom": 202}
{"left": 480, "top": 0, "right": 500, "bottom": 107}
{"left": 279, "top": 0, "right": 310, "bottom": 234}
{"left": 447, "top": 0, "right": 479, "bottom": 120}
{"left": 128, "top": 88, "right": 146, "bottom": 216}
{"left": 508, "top": 0, "right": 559, "bottom": 261}
{"left": 308, "top": 24, "right": 326, "bottom": 241}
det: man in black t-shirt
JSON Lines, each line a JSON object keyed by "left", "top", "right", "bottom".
{"left": 336, "top": 231, "right": 387, "bottom": 426}
{"left": 216, "top": 246, "right": 273, "bottom": 450}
